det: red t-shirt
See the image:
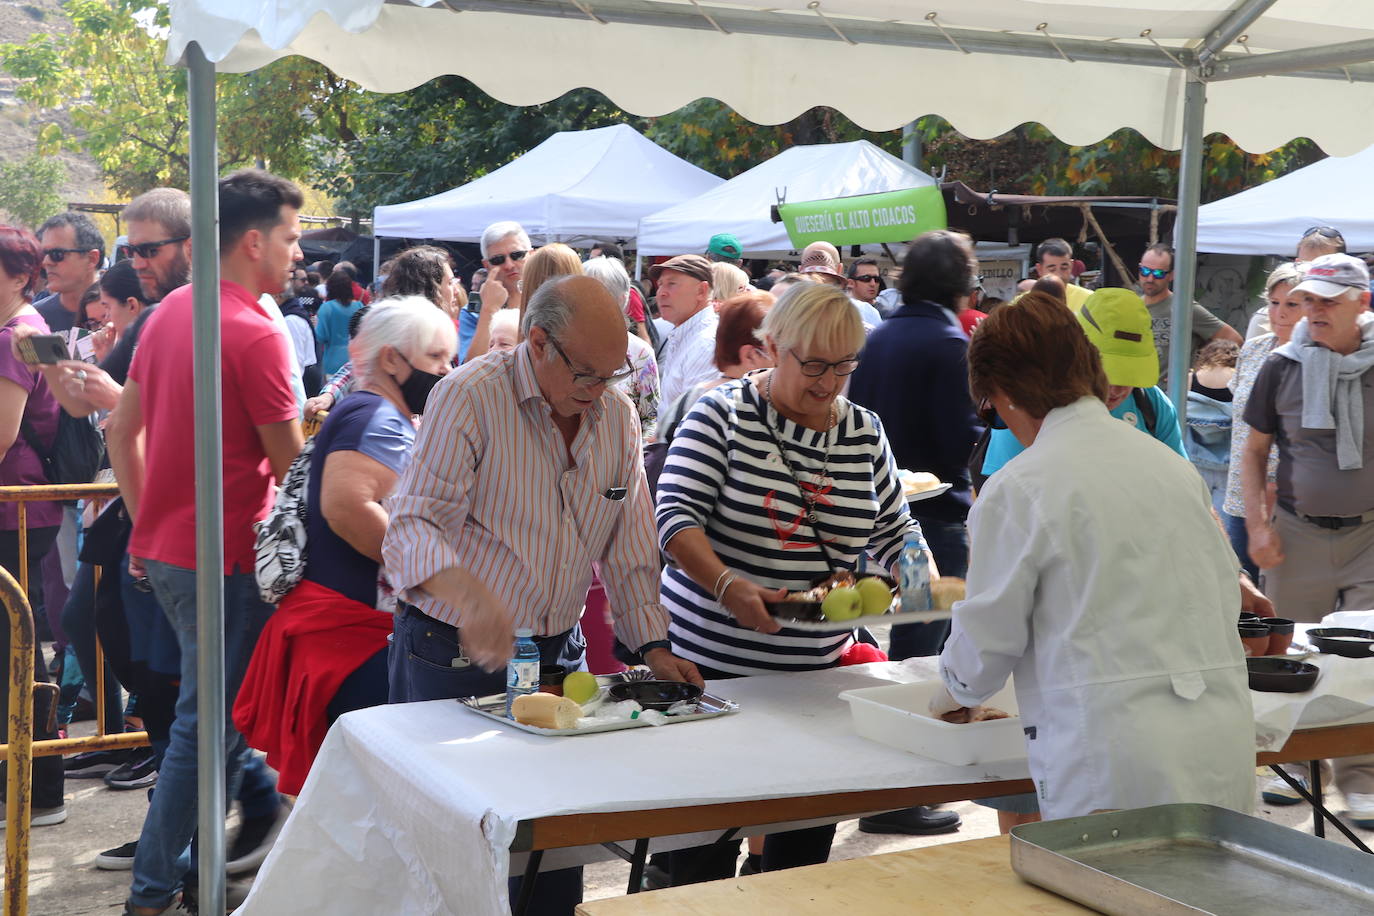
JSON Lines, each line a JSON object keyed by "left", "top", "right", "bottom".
{"left": 959, "top": 308, "right": 988, "bottom": 336}
{"left": 129, "top": 281, "right": 299, "bottom": 573}
{"left": 627, "top": 286, "right": 647, "bottom": 324}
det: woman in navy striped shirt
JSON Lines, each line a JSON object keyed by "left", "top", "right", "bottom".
{"left": 655, "top": 281, "right": 927, "bottom": 881}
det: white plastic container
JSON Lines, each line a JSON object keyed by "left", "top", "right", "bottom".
{"left": 839, "top": 679, "right": 1026, "bottom": 766}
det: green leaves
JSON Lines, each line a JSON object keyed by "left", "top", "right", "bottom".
{"left": 0, "top": 152, "right": 66, "bottom": 230}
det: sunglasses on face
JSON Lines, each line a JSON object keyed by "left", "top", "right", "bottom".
{"left": 43, "top": 247, "right": 93, "bottom": 263}
{"left": 549, "top": 335, "right": 633, "bottom": 389}
{"left": 487, "top": 250, "right": 528, "bottom": 267}
{"left": 127, "top": 236, "right": 189, "bottom": 259}
{"left": 786, "top": 349, "right": 860, "bottom": 377}
{"left": 976, "top": 397, "right": 1008, "bottom": 430}
{"left": 853, "top": 274, "right": 881, "bottom": 283}
{"left": 1138, "top": 265, "right": 1169, "bottom": 279}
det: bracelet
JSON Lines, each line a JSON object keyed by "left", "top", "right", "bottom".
{"left": 714, "top": 573, "right": 739, "bottom": 604}
{"left": 711, "top": 568, "right": 733, "bottom": 599}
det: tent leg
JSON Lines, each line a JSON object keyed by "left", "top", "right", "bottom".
{"left": 1168, "top": 75, "right": 1207, "bottom": 421}
{"left": 187, "top": 41, "right": 229, "bottom": 916}
{"left": 634, "top": 254, "right": 643, "bottom": 281}
{"left": 373, "top": 236, "right": 382, "bottom": 284}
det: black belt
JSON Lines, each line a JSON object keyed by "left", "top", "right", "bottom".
{"left": 1299, "top": 511, "right": 1374, "bottom": 530}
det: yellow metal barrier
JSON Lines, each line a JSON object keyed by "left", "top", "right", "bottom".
{"left": 0, "top": 483, "right": 152, "bottom": 916}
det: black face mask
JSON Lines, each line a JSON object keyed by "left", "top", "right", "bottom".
{"left": 397, "top": 358, "right": 443, "bottom": 415}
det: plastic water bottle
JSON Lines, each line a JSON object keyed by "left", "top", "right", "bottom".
{"left": 900, "top": 531, "right": 932, "bottom": 614}
{"left": 505, "top": 629, "right": 540, "bottom": 717}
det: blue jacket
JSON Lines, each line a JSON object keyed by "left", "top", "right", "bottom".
{"left": 848, "top": 300, "right": 984, "bottom": 522}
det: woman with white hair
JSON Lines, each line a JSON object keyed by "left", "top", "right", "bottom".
{"left": 235, "top": 296, "right": 457, "bottom": 796}
{"left": 584, "top": 254, "right": 661, "bottom": 441}
{"left": 656, "top": 281, "right": 924, "bottom": 881}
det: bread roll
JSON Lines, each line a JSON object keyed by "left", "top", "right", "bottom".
{"left": 930, "top": 577, "right": 966, "bottom": 611}
{"left": 512, "top": 692, "right": 582, "bottom": 729}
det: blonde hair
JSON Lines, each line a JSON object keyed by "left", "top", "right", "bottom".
{"left": 710, "top": 262, "right": 749, "bottom": 303}
{"left": 760, "top": 282, "right": 864, "bottom": 357}
{"left": 522, "top": 243, "right": 583, "bottom": 301}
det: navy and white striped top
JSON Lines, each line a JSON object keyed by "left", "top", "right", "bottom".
{"left": 656, "top": 376, "right": 918, "bottom": 675}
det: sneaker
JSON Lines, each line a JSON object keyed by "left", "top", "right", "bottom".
{"left": 1261, "top": 774, "right": 1308, "bottom": 806}
{"left": 226, "top": 801, "right": 290, "bottom": 875}
{"left": 858, "top": 806, "right": 961, "bottom": 836}
{"left": 0, "top": 804, "right": 67, "bottom": 828}
{"left": 1346, "top": 793, "right": 1374, "bottom": 830}
{"left": 64, "top": 748, "right": 131, "bottom": 778}
{"left": 96, "top": 840, "right": 138, "bottom": 870}
{"left": 105, "top": 752, "right": 158, "bottom": 791}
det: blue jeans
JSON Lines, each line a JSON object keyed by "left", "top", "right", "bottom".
{"left": 389, "top": 605, "right": 586, "bottom": 915}
{"left": 129, "top": 561, "right": 275, "bottom": 909}
{"left": 1223, "top": 511, "right": 1258, "bottom": 583}
{"left": 888, "top": 515, "right": 969, "bottom": 661}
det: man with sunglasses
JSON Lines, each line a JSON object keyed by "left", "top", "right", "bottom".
{"left": 461, "top": 221, "right": 530, "bottom": 362}
{"left": 846, "top": 257, "right": 883, "bottom": 306}
{"left": 383, "top": 274, "right": 700, "bottom": 913}
{"left": 1138, "top": 243, "right": 1241, "bottom": 386}
{"left": 34, "top": 211, "right": 106, "bottom": 334}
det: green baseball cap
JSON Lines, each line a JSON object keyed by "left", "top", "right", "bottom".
{"left": 707, "top": 233, "right": 742, "bottom": 261}
{"left": 1076, "top": 288, "right": 1159, "bottom": 388}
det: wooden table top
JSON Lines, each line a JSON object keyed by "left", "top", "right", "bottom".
{"left": 574, "top": 835, "right": 1096, "bottom": 915}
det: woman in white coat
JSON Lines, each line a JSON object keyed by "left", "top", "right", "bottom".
{"left": 936, "top": 290, "right": 1254, "bottom": 825}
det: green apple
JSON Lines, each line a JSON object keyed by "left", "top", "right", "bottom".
{"left": 821, "top": 585, "right": 863, "bottom": 621}
{"left": 563, "top": 671, "right": 600, "bottom": 705}
{"left": 857, "top": 576, "right": 894, "bottom": 616}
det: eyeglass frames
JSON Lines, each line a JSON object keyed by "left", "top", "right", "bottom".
{"left": 1138, "top": 265, "right": 1169, "bottom": 279}
{"left": 487, "top": 250, "right": 528, "bottom": 267}
{"left": 43, "top": 247, "right": 93, "bottom": 263}
{"left": 1304, "top": 226, "right": 1344, "bottom": 240}
{"left": 127, "top": 236, "right": 189, "bottom": 259}
{"left": 548, "top": 335, "right": 633, "bottom": 388}
{"left": 786, "top": 349, "right": 860, "bottom": 377}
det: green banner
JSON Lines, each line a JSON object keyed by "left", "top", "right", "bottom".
{"left": 779, "top": 186, "right": 947, "bottom": 248}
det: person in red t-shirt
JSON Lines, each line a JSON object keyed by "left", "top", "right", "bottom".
{"left": 107, "top": 169, "right": 306, "bottom": 916}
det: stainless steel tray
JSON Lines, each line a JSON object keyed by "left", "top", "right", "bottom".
{"left": 1011, "top": 804, "right": 1374, "bottom": 915}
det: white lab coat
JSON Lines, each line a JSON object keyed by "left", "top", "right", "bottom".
{"left": 940, "top": 397, "right": 1254, "bottom": 821}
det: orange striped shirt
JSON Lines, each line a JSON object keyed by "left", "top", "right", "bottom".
{"left": 382, "top": 345, "right": 668, "bottom": 651}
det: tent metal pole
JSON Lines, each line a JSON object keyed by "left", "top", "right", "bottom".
{"left": 634, "top": 253, "right": 643, "bottom": 281}
{"left": 902, "top": 121, "right": 921, "bottom": 168}
{"left": 373, "top": 235, "right": 382, "bottom": 282}
{"left": 1198, "top": 0, "right": 1279, "bottom": 66}
{"left": 1168, "top": 75, "right": 1207, "bottom": 420}
{"left": 187, "top": 41, "right": 228, "bottom": 916}
{"left": 1208, "top": 36, "right": 1374, "bottom": 80}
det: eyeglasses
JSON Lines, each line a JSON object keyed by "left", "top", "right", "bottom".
{"left": 786, "top": 349, "right": 860, "bottom": 377}
{"left": 976, "top": 397, "right": 1008, "bottom": 430}
{"left": 852, "top": 274, "right": 880, "bottom": 283}
{"left": 127, "top": 236, "right": 188, "bottom": 259}
{"left": 1138, "top": 265, "right": 1169, "bottom": 279}
{"left": 548, "top": 336, "right": 633, "bottom": 388}
{"left": 487, "top": 250, "right": 528, "bottom": 267}
{"left": 43, "top": 247, "right": 92, "bottom": 263}
{"left": 1304, "top": 226, "right": 1344, "bottom": 240}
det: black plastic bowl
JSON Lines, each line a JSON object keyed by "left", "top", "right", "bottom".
{"left": 1247, "top": 657, "right": 1319, "bottom": 693}
{"left": 607, "top": 680, "right": 704, "bottom": 712}
{"left": 1308, "top": 627, "right": 1374, "bottom": 658}
{"left": 763, "top": 572, "right": 898, "bottom": 623}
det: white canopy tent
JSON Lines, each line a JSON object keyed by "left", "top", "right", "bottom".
{"left": 371, "top": 124, "right": 722, "bottom": 245}
{"left": 159, "top": 2, "right": 1374, "bottom": 909}
{"left": 637, "top": 139, "right": 935, "bottom": 257}
{"left": 1197, "top": 143, "right": 1374, "bottom": 254}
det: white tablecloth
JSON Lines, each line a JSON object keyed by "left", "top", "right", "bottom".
{"left": 1252, "top": 612, "right": 1374, "bottom": 752}
{"left": 238, "top": 643, "right": 1374, "bottom": 916}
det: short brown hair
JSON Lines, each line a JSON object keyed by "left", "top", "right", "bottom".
{"left": 968, "top": 290, "right": 1107, "bottom": 419}
{"left": 714, "top": 291, "right": 774, "bottom": 371}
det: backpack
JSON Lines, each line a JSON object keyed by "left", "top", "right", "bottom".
{"left": 967, "top": 388, "right": 1158, "bottom": 492}
{"left": 253, "top": 436, "right": 316, "bottom": 604}
{"left": 21, "top": 412, "right": 104, "bottom": 486}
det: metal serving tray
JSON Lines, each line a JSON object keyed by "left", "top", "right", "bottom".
{"left": 1010, "top": 804, "right": 1374, "bottom": 915}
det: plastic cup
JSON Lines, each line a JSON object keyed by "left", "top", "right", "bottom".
{"left": 539, "top": 664, "right": 567, "bottom": 696}
{"left": 1238, "top": 621, "right": 1270, "bottom": 657}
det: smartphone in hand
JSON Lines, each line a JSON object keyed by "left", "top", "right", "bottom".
{"left": 16, "top": 334, "right": 70, "bottom": 366}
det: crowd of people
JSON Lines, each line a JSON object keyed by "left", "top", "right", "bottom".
{"left": 0, "top": 165, "right": 1367, "bottom": 915}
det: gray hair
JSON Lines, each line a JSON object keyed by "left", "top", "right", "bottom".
{"left": 38, "top": 211, "right": 105, "bottom": 255}
{"left": 350, "top": 295, "right": 457, "bottom": 384}
{"left": 480, "top": 220, "right": 530, "bottom": 259}
{"left": 521, "top": 275, "right": 578, "bottom": 340}
{"left": 123, "top": 188, "right": 191, "bottom": 239}
{"left": 1263, "top": 262, "right": 1302, "bottom": 297}
{"left": 582, "top": 255, "right": 631, "bottom": 311}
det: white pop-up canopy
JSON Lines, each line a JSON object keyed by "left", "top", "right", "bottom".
{"left": 1196, "top": 143, "right": 1374, "bottom": 255}
{"left": 372, "top": 124, "right": 721, "bottom": 244}
{"left": 636, "top": 139, "right": 936, "bottom": 257}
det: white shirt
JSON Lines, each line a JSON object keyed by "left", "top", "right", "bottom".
{"left": 940, "top": 397, "right": 1254, "bottom": 821}
{"left": 658, "top": 305, "right": 720, "bottom": 407}
{"left": 259, "top": 294, "right": 306, "bottom": 416}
